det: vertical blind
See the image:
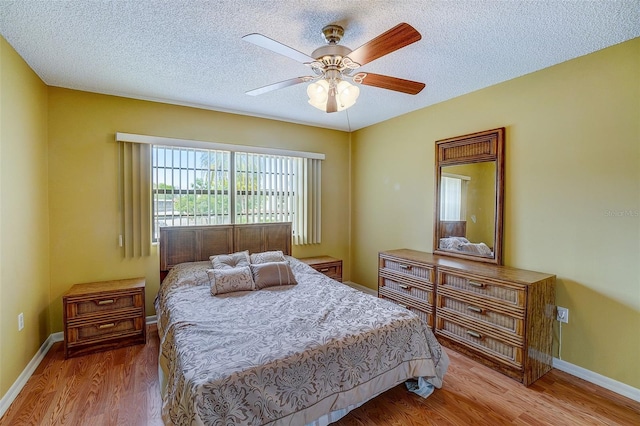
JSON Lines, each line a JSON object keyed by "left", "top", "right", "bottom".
{"left": 295, "top": 157, "right": 321, "bottom": 245}
{"left": 117, "top": 133, "right": 324, "bottom": 258}
{"left": 119, "top": 142, "right": 151, "bottom": 257}
{"left": 234, "top": 152, "right": 296, "bottom": 225}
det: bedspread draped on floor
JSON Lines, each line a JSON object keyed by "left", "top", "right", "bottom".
{"left": 155, "top": 257, "right": 449, "bottom": 426}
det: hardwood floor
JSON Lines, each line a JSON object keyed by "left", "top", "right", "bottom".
{"left": 1, "top": 325, "right": 638, "bottom": 425}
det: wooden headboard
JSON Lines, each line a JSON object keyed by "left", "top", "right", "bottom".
{"left": 159, "top": 222, "right": 292, "bottom": 280}
{"left": 439, "top": 220, "right": 467, "bottom": 238}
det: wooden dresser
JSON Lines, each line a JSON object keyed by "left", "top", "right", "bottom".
{"left": 300, "top": 256, "right": 343, "bottom": 282}
{"left": 379, "top": 249, "right": 555, "bottom": 386}
{"left": 63, "top": 277, "right": 146, "bottom": 358}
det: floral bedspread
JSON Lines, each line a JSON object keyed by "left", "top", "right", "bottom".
{"left": 155, "top": 257, "right": 449, "bottom": 426}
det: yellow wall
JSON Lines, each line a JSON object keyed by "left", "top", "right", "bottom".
{"left": 0, "top": 37, "right": 50, "bottom": 397}
{"left": 351, "top": 38, "right": 640, "bottom": 388}
{"left": 47, "top": 88, "right": 351, "bottom": 331}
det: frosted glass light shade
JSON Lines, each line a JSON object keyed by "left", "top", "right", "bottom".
{"left": 307, "top": 79, "right": 359, "bottom": 112}
{"left": 307, "top": 80, "right": 330, "bottom": 110}
{"left": 335, "top": 80, "right": 359, "bottom": 110}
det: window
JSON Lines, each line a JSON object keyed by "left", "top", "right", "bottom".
{"left": 118, "top": 133, "right": 323, "bottom": 255}
{"left": 152, "top": 146, "right": 231, "bottom": 238}
{"left": 440, "top": 174, "right": 470, "bottom": 221}
{"left": 152, "top": 146, "right": 303, "bottom": 241}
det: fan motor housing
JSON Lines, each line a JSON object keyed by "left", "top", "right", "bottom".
{"left": 311, "top": 44, "right": 352, "bottom": 60}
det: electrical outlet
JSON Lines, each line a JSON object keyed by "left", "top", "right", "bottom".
{"left": 556, "top": 306, "right": 569, "bottom": 323}
{"left": 18, "top": 313, "right": 24, "bottom": 331}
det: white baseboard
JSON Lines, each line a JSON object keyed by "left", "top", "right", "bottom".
{"left": 553, "top": 357, "right": 640, "bottom": 402}
{"left": 0, "top": 332, "right": 59, "bottom": 417}
{"left": 344, "top": 281, "right": 377, "bottom": 296}
{"left": 0, "top": 316, "right": 157, "bottom": 418}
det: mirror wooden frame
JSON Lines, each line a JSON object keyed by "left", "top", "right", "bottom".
{"left": 433, "top": 127, "right": 505, "bottom": 265}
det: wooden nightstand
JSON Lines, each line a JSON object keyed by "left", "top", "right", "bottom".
{"left": 63, "top": 277, "right": 146, "bottom": 358}
{"left": 300, "top": 256, "right": 343, "bottom": 282}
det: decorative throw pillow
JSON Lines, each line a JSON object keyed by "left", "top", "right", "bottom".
{"left": 251, "top": 261, "right": 297, "bottom": 289}
{"left": 208, "top": 266, "right": 255, "bottom": 295}
{"left": 210, "top": 250, "right": 250, "bottom": 269}
{"left": 250, "top": 250, "right": 286, "bottom": 264}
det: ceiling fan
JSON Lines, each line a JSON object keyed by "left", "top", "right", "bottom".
{"left": 243, "top": 23, "right": 425, "bottom": 113}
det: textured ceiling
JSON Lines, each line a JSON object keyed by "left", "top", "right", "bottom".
{"left": 1, "top": 1, "right": 639, "bottom": 131}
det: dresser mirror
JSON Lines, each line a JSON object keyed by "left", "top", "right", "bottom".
{"left": 433, "top": 128, "right": 505, "bottom": 264}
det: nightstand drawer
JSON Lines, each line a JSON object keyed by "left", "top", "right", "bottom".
{"left": 300, "top": 256, "right": 343, "bottom": 282}
{"left": 66, "top": 290, "right": 144, "bottom": 320}
{"left": 315, "top": 264, "right": 340, "bottom": 278}
{"left": 67, "top": 314, "right": 145, "bottom": 345}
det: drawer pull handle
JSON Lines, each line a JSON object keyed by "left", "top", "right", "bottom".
{"left": 319, "top": 268, "right": 330, "bottom": 272}
{"left": 467, "top": 306, "right": 485, "bottom": 314}
{"left": 97, "top": 299, "right": 115, "bottom": 305}
{"left": 466, "top": 330, "right": 482, "bottom": 339}
{"left": 98, "top": 323, "right": 115, "bottom": 329}
{"left": 399, "top": 264, "right": 413, "bottom": 270}
{"left": 399, "top": 284, "right": 410, "bottom": 290}
{"left": 468, "top": 281, "right": 486, "bottom": 288}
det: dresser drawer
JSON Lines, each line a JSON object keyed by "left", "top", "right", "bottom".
{"left": 436, "top": 316, "right": 523, "bottom": 369}
{"left": 381, "top": 295, "right": 434, "bottom": 327}
{"left": 380, "top": 255, "right": 434, "bottom": 283}
{"left": 437, "top": 287, "right": 524, "bottom": 335}
{"left": 66, "top": 290, "right": 144, "bottom": 321}
{"left": 379, "top": 276, "right": 434, "bottom": 305}
{"left": 438, "top": 269, "right": 526, "bottom": 309}
{"left": 379, "top": 286, "right": 433, "bottom": 313}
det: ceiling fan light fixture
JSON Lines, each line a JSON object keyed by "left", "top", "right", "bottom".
{"left": 244, "top": 23, "right": 423, "bottom": 111}
{"left": 307, "top": 79, "right": 359, "bottom": 112}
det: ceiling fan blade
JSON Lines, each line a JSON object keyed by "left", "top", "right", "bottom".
{"left": 357, "top": 72, "right": 425, "bottom": 95}
{"left": 243, "top": 33, "right": 315, "bottom": 63}
{"left": 326, "top": 90, "right": 337, "bottom": 113}
{"left": 347, "top": 23, "right": 421, "bottom": 66}
{"left": 246, "top": 77, "right": 311, "bottom": 96}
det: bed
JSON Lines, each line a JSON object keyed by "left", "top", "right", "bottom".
{"left": 438, "top": 221, "right": 493, "bottom": 257}
{"left": 155, "top": 223, "right": 449, "bottom": 425}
